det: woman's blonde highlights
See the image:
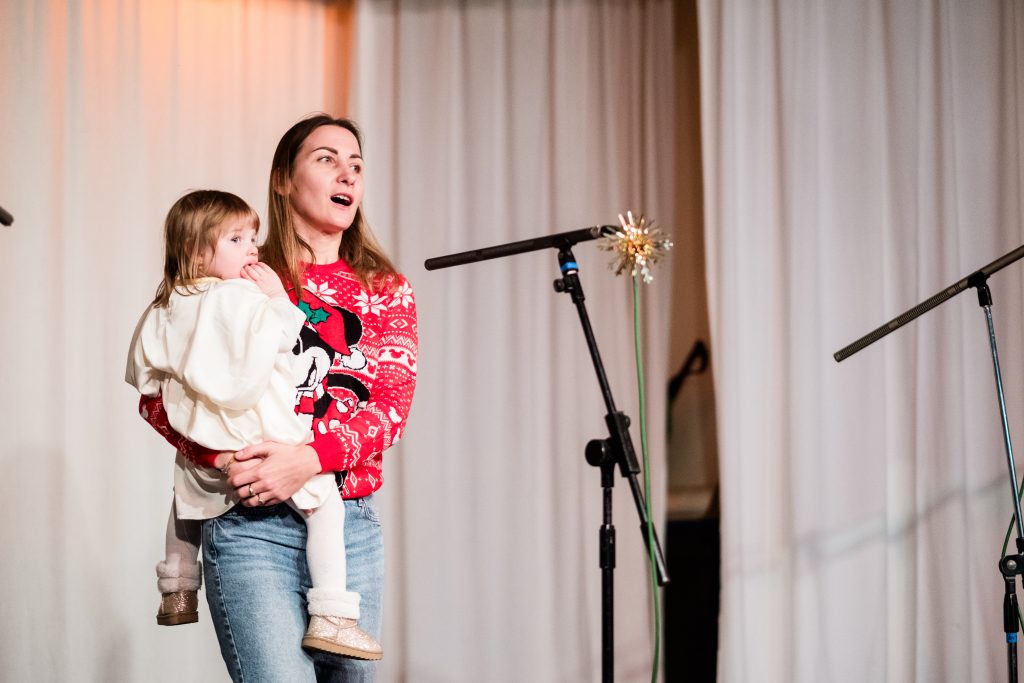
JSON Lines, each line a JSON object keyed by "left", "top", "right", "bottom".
{"left": 261, "top": 114, "right": 398, "bottom": 296}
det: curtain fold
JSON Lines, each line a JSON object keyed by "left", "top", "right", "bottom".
{"left": 352, "top": 1, "right": 675, "bottom": 680}
{"left": 701, "top": 1, "right": 1024, "bottom": 680}
{"left": 1, "top": 2, "right": 333, "bottom": 680}
{"left": 1, "top": 1, "right": 676, "bottom": 681}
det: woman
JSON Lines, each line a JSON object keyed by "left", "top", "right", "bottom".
{"left": 140, "top": 114, "right": 417, "bottom": 681}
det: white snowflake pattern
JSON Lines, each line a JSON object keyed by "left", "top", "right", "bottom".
{"left": 354, "top": 291, "right": 389, "bottom": 315}
{"left": 391, "top": 281, "right": 414, "bottom": 308}
{"left": 306, "top": 280, "right": 338, "bottom": 303}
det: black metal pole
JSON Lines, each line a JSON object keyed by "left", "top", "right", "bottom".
{"left": 972, "top": 277, "right": 1024, "bottom": 683}
{"left": 555, "top": 246, "right": 670, "bottom": 682}
{"left": 425, "top": 231, "right": 670, "bottom": 682}
{"left": 1001, "top": 551, "right": 1023, "bottom": 683}
{"left": 601, "top": 460, "right": 616, "bottom": 683}
{"left": 586, "top": 438, "right": 617, "bottom": 682}
{"left": 838, "top": 253, "right": 1024, "bottom": 683}
{"left": 973, "top": 278, "right": 1024, "bottom": 542}
{"left": 554, "top": 247, "right": 669, "bottom": 585}
{"left": 424, "top": 225, "right": 616, "bottom": 271}
{"left": 834, "top": 245, "right": 1024, "bottom": 362}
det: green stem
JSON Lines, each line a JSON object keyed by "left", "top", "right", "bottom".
{"left": 634, "top": 274, "right": 662, "bottom": 683}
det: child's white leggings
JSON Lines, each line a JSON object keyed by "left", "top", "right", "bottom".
{"left": 160, "top": 482, "right": 361, "bottom": 619}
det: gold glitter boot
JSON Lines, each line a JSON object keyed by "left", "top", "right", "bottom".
{"left": 155, "top": 558, "right": 202, "bottom": 626}
{"left": 157, "top": 590, "right": 198, "bottom": 626}
{"left": 302, "top": 616, "right": 383, "bottom": 660}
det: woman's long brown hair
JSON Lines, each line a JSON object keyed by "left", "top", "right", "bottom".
{"left": 260, "top": 114, "right": 398, "bottom": 296}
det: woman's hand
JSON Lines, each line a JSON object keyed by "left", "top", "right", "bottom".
{"left": 224, "top": 442, "right": 322, "bottom": 506}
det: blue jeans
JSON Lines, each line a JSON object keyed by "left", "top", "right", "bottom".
{"left": 202, "top": 495, "right": 383, "bottom": 682}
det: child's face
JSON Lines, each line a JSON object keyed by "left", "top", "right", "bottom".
{"left": 204, "top": 217, "right": 259, "bottom": 280}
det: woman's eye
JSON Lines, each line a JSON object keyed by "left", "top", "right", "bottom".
{"left": 351, "top": 164, "right": 362, "bottom": 173}
{"left": 231, "top": 236, "right": 241, "bottom": 243}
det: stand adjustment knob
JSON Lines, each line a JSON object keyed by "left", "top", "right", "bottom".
{"left": 1002, "top": 555, "right": 1024, "bottom": 577}
{"left": 586, "top": 439, "right": 610, "bottom": 466}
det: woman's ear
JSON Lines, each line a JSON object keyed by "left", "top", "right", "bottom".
{"left": 271, "top": 168, "right": 290, "bottom": 197}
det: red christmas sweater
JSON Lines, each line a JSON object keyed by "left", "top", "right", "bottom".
{"left": 140, "top": 260, "right": 418, "bottom": 499}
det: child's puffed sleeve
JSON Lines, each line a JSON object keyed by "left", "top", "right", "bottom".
{"left": 181, "top": 281, "right": 306, "bottom": 411}
{"left": 125, "top": 304, "right": 164, "bottom": 396}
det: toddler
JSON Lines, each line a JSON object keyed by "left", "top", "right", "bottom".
{"left": 126, "top": 189, "right": 381, "bottom": 660}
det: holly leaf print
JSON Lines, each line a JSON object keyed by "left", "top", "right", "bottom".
{"left": 298, "top": 300, "right": 330, "bottom": 324}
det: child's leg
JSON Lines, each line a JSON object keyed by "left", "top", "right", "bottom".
{"left": 293, "top": 492, "right": 361, "bottom": 620}
{"left": 293, "top": 488, "right": 381, "bottom": 659}
{"left": 161, "top": 498, "right": 202, "bottom": 571}
{"left": 155, "top": 497, "right": 202, "bottom": 625}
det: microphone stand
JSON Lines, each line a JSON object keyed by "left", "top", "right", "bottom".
{"left": 835, "top": 247, "right": 1024, "bottom": 683}
{"left": 426, "top": 226, "right": 670, "bottom": 683}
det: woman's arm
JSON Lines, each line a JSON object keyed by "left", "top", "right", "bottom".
{"left": 309, "top": 279, "right": 418, "bottom": 474}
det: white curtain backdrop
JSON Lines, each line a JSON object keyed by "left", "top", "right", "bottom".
{"left": 701, "top": 1, "right": 1024, "bottom": 681}
{"left": 0, "top": 1, "right": 675, "bottom": 681}
{"left": 1, "top": 1, "right": 333, "bottom": 681}
{"left": 351, "top": 1, "right": 674, "bottom": 680}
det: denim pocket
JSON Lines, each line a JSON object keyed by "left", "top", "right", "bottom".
{"left": 355, "top": 495, "right": 381, "bottom": 525}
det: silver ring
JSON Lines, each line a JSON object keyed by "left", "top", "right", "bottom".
{"left": 247, "top": 483, "right": 255, "bottom": 498}
{"left": 256, "top": 493, "right": 265, "bottom": 505}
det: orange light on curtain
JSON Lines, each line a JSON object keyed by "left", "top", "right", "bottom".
{"left": 324, "top": 0, "right": 355, "bottom": 116}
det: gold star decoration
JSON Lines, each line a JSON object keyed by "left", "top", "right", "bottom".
{"left": 597, "top": 211, "right": 673, "bottom": 283}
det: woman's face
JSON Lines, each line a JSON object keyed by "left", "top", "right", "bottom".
{"left": 285, "top": 124, "right": 363, "bottom": 239}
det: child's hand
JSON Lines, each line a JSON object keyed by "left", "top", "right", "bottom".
{"left": 242, "top": 262, "right": 287, "bottom": 299}
{"left": 213, "top": 451, "right": 237, "bottom": 473}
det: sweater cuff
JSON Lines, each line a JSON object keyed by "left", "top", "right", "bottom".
{"left": 189, "top": 445, "right": 220, "bottom": 470}
{"left": 310, "top": 433, "right": 345, "bottom": 474}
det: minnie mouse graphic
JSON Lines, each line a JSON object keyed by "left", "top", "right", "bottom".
{"left": 292, "top": 292, "right": 372, "bottom": 437}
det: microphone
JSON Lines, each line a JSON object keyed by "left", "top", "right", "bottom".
{"left": 424, "top": 224, "right": 617, "bottom": 270}
{"left": 0, "top": 205, "right": 12, "bottom": 227}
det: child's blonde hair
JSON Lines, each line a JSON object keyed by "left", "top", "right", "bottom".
{"left": 152, "top": 190, "right": 259, "bottom": 308}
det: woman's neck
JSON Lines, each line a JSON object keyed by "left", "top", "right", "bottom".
{"left": 296, "top": 225, "right": 344, "bottom": 264}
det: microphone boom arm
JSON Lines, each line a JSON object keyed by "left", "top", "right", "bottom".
{"left": 424, "top": 225, "right": 616, "bottom": 270}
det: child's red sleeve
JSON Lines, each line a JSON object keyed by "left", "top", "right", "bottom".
{"left": 139, "top": 394, "right": 220, "bottom": 469}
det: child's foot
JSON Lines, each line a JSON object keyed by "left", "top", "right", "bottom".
{"left": 301, "top": 616, "right": 383, "bottom": 660}
{"left": 156, "top": 590, "right": 198, "bottom": 626}
{"left": 155, "top": 558, "right": 202, "bottom": 625}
